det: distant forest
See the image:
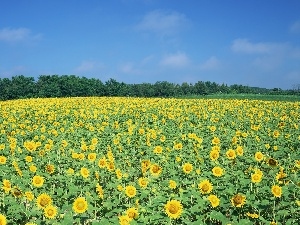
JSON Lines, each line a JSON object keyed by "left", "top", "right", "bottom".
{"left": 0, "top": 75, "right": 299, "bottom": 100}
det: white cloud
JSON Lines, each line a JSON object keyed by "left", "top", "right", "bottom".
{"left": 74, "top": 60, "right": 105, "bottom": 73}
{"left": 0, "top": 27, "right": 41, "bottom": 42}
{"left": 290, "top": 20, "right": 300, "bottom": 33}
{"left": 231, "top": 39, "right": 276, "bottom": 54}
{"left": 160, "top": 52, "right": 190, "bottom": 68}
{"left": 119, "top": 62, "right": 140, "bottom": 74}
{"left": 200, "top": 56, "right": 220, "bottom": 70}
{"left": 135, "top": 10, "right": 188, "bottom": 36}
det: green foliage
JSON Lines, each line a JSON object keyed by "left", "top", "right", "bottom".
{"left": 0, "top": 75, "right": 299, "bottom": 101}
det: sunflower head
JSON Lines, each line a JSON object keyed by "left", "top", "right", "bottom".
{"left": 125, "top": 185, "right": 137, "bottom": 198}
{"left": 207, "top": 194, "right": 220, "bottom": 208}
{"left": 126, "top": 207, "right": 138, "bottom": 220}
{"left": 72, "top": 197, "right": 88, "bottom": 214}
{"left": 267, "top": 158, "right": 278, "bottom": 167}
{"left": 271, "top": 185, "right": 282, "bottom": 198}
{"left": 212, "top": 166, "right": 223, "bottom": 177}
{"left": 231, "top": 194, "right": 246, "bottom": 207}
{"left": 182, "top": 163, "right": 193, "bottom": 174}
{"left": 198, "top": 179, "right": 213, "bottom": 194}
{"left": 165, "top": 200, "right": 183, "bottom": 219}
{"left": 36, "top": 193, "right": 52, "bottom": 209}
{"left": 44, "top": 205, "right": 57, "bottom": 219}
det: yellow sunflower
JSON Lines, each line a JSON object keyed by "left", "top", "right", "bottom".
{"left": 271, "top": 185, "right": 282, "bottom": 198}
{"left": 251, "top": 173, "right": 263, "bottom": 183}
{"left": 226, "top": 149, "right": 236, "bottom": 160}
{"left": 32, "top": 175, "right": 44, "bottom": 187}
{"left": 73, "top": 197, "right": 88, "bottom": 214}
{"left": 118, "top": 215, "right": 131, "bottom": 225}
{"left": 169, "top": 180, "right": 177, "bottom": 189}
{"left": 207, "top": 194, "right": 220, "bottom": 208}
{"left": 87, "top": 153, "right": 97, "bottom": 162}
{"left": 153, "top": 146, "right": 163, "bottom": 154}
{"left": 0, "top": 214, "right": 6, "bottom": 225}
{"left": 150, "top": 164, "right": 162, "bottom": 176}
{"left": 254, "top": 152, "right": 264, "bottom": 162}
{"left": 138, "top": 177, "right": 148, "bottom": 189}
{"left": 98, "top": 157, "right": 107, "bottom": 168}
{"left": 198, "top": 179, "right": 213, "bottom": 194}
{"left": 0, "top": 156, "right": 7, "bottom": 165}
{"left": 164, "top": 199, "right": 183, "bottom": 219}
{"left": 126, "top": 207, "right": 138, "bottom": 220}
{"left": 231, "top": 194, "right": 246, "bottom": 207}
{"left": 125, "top": 185, "right": 136, "bottom": 198}
{"left": 44, "top": 205, "right": 57, "bottom": 219}
{"left": 212, "top": 166, "right": 223, "bottom": 177}
{"left": 45, "top": 164, "right": 55, "bottom": 174}
{"left": 182, "top": 163, "right": 193, "bottom": 174}
{"left": 209, "top": 150, "right": 220, "bottom": 161}
{"left": 211, "top": 137, "right": 220, "bottom": 145}
{"left": 36, "top": 193, "right": 52, "bottom": 209}
{"left": 80, "top": 167, "right": 89, "bottom": 178}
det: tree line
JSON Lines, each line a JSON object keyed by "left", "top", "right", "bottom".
{"left": 0, "top": 75, "right": 298, "bottom": 100}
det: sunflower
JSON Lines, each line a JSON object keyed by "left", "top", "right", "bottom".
{"left": 98, "top": 157, "right": 107, "bottom": 168}
{"left": 73, "top": 197, "right": 88, "bottom": 214}
{"left": 207, "top": 194, "right": 220, "bottom": 208}
{"left": 236, "top": 146, "right": 243, "bottom": 156}
{"left": 251, "top": 173, "right": 263, "bottom": 183}
{"left": 32, "top": 175, "right": 44, "bottom": 187}
{"left": 182, "top": 163, "right": 193, "bottom": 174}
{"left": 25, "top": 223, "right": 37, "bottom": 225}
{"left": 80, "top": 167, "right": 89, "bottom": 178}
{"left": 198, "top": 179, "right": 213, "bottom": 194}
{"left": 118, "top": 215, "right": 131, "bottom": 225}
{"left": 254, "top": 152, "right": 264, "bottom": 162}
{"left": 0, "top": 214, "right": 6, "bottom": 225}
{"left": 96, "top": 184, "right": 104, "bottom": 199}
{"left": 126, "top": 207, "right": 138, "bottom": 220}
{"left": 25, "top": 156, "right": 33, "bottom": 163}
{"left": 212, "top": 166, "right": 223, "bottom": 177}
{"left": 36, "top": 193, "right": 52, "bottom": 209}
{"left": 169, "top": 180, "right": 177, "bottom": 189}
{"left": 231, "top": 194, "right": 246, "bottom": 207}
{"left": 246, "top": 212, "right": 259, "bottom": 219}
{"left": 87, "top": 153, "right": 97, "bottom": 162}
{"left": 164, "top": 200, "right": 183, "bottom": 219}
{"left": 115, "top": 168, "right": 123, "bottom": 179}
{"left": 226, "top": 149, "right": 236, "bottom": 160}
{"left": 29, "top": 165, "right": 37, "bottom": 173}
{"left": 44, "top": 205, "right": 57, "bottom": 219}
{"left": 45, "top": 164, "right": 55, "bottom": 174}
{"left": 141, "top": 159, "right": 151, "bottom": 173}
{"left": 271, "top": 185, "right": 282, "bottom": 198}
{"left": 11, "top": 186, "right": 22, "bottom": 198}
{"left": 25, "top": 191, "right": 34, "bottom": 201}
{"left": 125, "top": 185, "right": 136, "bottom": 198}
{"left": 209, "top": 150, "right": 220, "bottom": 161}
{"left": 2, "top": 179, "right": 11, "bottom": 193}
{"left": 211, "top": 137, "right": 220, "bottom": 145}
{"left": 138, "top": 177, "right": 148, "bottom": 188}
{"left": 267, "top": 158, "right": 278, "bottom": 167}
{"left": 153, "top": 146, "right": 163, "bottom": 154}
{"left": 150, "top": 164, "right": 162, "bottom": 176}
{"left": 0, "top": 156, "right": 7, "bottom": 165}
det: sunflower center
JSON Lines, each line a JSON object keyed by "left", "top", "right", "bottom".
{"left": 233, "top": 195, "right": 243, "bottom": 204}
{"left": 169, "top": 205, "right": 178, "bottom": 214}
{"left": 202, "top": 184, "right": 209, "bottom": 192}
{"left": 77, "top": 202, "right": 85, "bottom": 210}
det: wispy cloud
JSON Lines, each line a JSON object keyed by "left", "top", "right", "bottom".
{"left": 0, "top": 27, "right": 41, "bottom": 42}
{"left": 160, "top": 52, "right": 190, "bottom": 68}
{"left": 74, "top": 60, "right": 105, "bottom": 73}
{"left": 231, "top": 39, "right": 288, "bottom": 54}
{"left": 135, "top": 10, "right": 189, "bottom": 36}
{"left": 290, "top": 20, "right": 300, "bottom": 33}
{"left": 119, "top": 62, "right": 140, "bottom": 74}
{"left": 200, "top": 56, "right": 220, "bottom": 70}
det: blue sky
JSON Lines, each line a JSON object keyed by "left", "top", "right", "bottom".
{"left": 1, "top": 0, "right": 300, "bottom": 89}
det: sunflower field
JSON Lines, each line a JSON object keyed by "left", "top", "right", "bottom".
{"left": 0, "top": 97, "right": 299, "bottom": 225}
